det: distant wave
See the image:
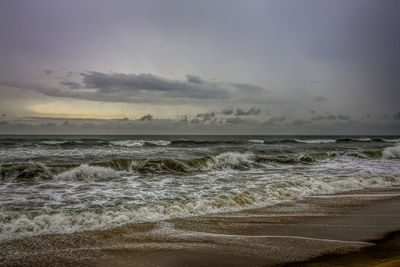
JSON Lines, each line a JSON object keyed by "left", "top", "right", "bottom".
{"left": 246, "top": 139, "right": 265, "bottom": 144}
{"left": 293, "top": 139, "right": 336, "bottom": 144}
{"left": 2, "top": 137, "right": 398, "bottom": 148}
{"left": 110, "top": 140, "right": 171, "bottom": 147}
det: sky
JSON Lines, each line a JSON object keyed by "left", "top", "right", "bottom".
{"left": 0, "top": 0, "right": 399, "bottom": 134}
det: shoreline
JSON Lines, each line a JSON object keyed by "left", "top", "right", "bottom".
{"left": 285, "top": 230, "right": 400, "bottom": 266}
{"left": 2, "top": 186, "right": 400, "bottom": 266}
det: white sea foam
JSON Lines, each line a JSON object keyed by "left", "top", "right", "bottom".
{"left": 1, "top": 170, "right": 399, "bottom": 241}
{"left": 145, "top": 140, "right": 171, "bottom": 146}
{"left": 294, "top": 139, "right": 336, "bottom": 144}
{"left": 382, "top": 138, "right": 400, "bottom": 143}
{"left": 55, "top": 164, "right": 122, "bottom": 180}
{"left": 246, "top": 139, "right": 264, "bottom": 144}
{"left": 110, "top": 140, "right": 171, "bottom": 147}
{"left": 382, "top": 145, "right": 400, "bottom": 159}
{"left": 41, "top": 140, "right": 68, "bottom": 145}
{"left": 110, "top": 140, "right": 146, "bottom": 147}
{"left": 212, "top": 152, "right": 254, "bottom": 169}
{"left": 356, "top": 138, "right": 372, "bottom": 142}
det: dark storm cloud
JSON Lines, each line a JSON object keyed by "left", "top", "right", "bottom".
{"left": 81, "top": 72, "right": 230, "bottom": 99}
{"left": 235, "top": 107, "right": 261, "bottom": 116}
{"left": 1, "top": 71, "right": 270, "bottom": 104}
{"left": 139, "top": 114, "right": 153, "bottom": 121}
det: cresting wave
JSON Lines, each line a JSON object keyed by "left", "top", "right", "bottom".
{"left": 383, "top": 144, "right": 400, "bottom": 159}
{"left": 0, "top": 149, "right": 389, "bottom": 180}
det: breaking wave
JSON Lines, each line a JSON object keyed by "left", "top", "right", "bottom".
{"left": 55, "top": 164, "right": 122, "bottom": 181}
{"left": 0, "top": 149, "right": 390, "bottom": 180}
{"left": 382, "top": 144, "right": 400, "bottom": 159}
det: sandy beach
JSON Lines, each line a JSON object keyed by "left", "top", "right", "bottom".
{"left": 1, "top": 186, "right": 400, "bottom": 266}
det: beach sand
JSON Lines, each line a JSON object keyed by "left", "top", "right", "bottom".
{"left": 2, "top": 186, "right": 400, "bottom": 266}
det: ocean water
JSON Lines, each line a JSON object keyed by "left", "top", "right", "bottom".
{"left": 0, "top": 135, "right": 399, "bottom": 241}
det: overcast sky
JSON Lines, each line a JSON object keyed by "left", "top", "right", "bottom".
{"left": 0, "top": 0, "right": 399, "bottom": 134}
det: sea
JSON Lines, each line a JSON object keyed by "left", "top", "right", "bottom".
{"left": 0, "top": 135, "right": 399, "bottom": 241}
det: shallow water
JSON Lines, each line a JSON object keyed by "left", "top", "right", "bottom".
{"left": 0, "top": 135, "right": 399, "bottom": 241}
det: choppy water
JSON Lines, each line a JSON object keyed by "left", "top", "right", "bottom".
{"left": 0, "top": 135, "right": 399, "bottom": 241}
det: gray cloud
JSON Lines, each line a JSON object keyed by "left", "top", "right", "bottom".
{"left": 196, "top": 112, "right": 215, "bottom": 121}
{"left": 337, "top": 114, "right": 351, "bottom": 121}
{"left": 291, "top": 119, "right": 309, "bottom": 126}
{"left": 309, "top": 80, "right": 321, "bottom": 84}
{"left": 139, "top": 114, "right": 153, "bottom": 121}
{"left": 190, "top": 118, "right": 200, "bottom": 124}
{"left": 225, "top": 117, "right": 248, "bottom": 124}
{"left": 311, "top": 115, "right": 336, "bottom": 121}
{"left": 179, "top": 115, "right": 189, "bottom": 123}
{"left": 235, "top": 107, "right": 261, "bottom": 116}
{"left": 266, "top": 116, "right": 287, "bottom": 124}
{"left": 186, "top": 75, "right": 203, "bottom": 84}
{"left": 221, "top": 108, "right": 234, "bottom": 115}
{"left": 313, "top": 96, "right": 328, "bottom": 102}
{"left": 231, "top": 83, "right": 266, "bottom": 93}
{"left": 43, "top": 70, "right": 53, "bottom": 76}
{"left": 60, "top": 81, "right": 81, "bottom": 89}
{"left": 394, "top": 112, "right": 400, "bottom": 121}
{"left": 82, "top": 72, "right": 230, "bottom": 99}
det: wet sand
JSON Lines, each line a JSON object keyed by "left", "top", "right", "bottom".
{"left": 2, "top": 186, "right": 400, "bottom": 266}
